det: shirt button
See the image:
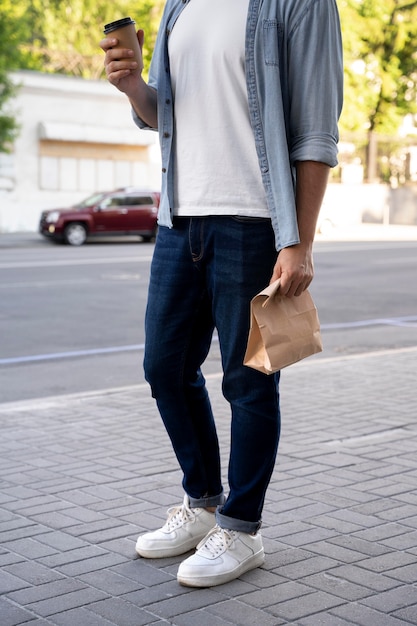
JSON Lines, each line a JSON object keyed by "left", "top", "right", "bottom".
{"left": 162, "top": 168, "right": 167, "bottom": 173}
{"left": 163, "top": 132, "right": 170, "bottom": 138}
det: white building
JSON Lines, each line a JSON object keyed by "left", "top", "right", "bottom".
{"left": 0, "top": 71, "right": 161, "bottom": 232}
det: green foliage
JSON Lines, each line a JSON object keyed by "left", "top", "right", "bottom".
{"left": 0, "top": 0, "right": 26, "bottom": 151}
{"left": 0, "top": 75, "right": 20, "bottom": 152}
{"left": 1, "top": 0, "right": 417, "bottom": 157}
{"left": 0, "top": 0, "right": 163, "bottom": 152}
{"left": 339, "top": 0, "right": 417, "bottom": 135}
{"left": 15, "top": 0, "right": 164, "bottom": 79}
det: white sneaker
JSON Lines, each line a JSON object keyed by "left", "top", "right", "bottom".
{"left": 177, "top": 525, "right": 265, "bottom": 587}
{"left": 135, "top": 495, "right": 216, "bottom": 558}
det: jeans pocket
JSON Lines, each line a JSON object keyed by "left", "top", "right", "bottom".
{"left": 263, "top": 19, "right": 283, "bottom": 66}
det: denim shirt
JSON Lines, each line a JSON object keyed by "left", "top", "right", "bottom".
{"left": 133, "top": 0, "right": 343, "bottom": 251}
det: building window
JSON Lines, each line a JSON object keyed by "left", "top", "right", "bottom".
{"left": 39, "top": 140, "right": 149, "bottom": 192}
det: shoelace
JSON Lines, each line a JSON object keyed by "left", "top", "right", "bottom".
{"left": 163, "top": 496, "right": 197, "bottom": 532}
{"left": 197, "top": 525, "right": 236, "bottom": 556}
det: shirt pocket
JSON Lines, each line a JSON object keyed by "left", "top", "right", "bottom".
{"left": 263, "top": 19, "right": 284, "bottom": 66}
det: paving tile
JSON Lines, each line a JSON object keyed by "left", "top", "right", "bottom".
{"left": 380, "top": 530, "right": 417, "bottom": 550}
{"left": 87, "top": 597, "right": 162, "bottom": 626}
{"left": 113, "top": 560, "right": 175, "bottom": 586}
{"left": 267, "top": 589, "right": 346, "bottom": 621}
{"left": 122, "top": 580, "right": 192, "bottom": 608}
{"left": 28, "top": 512, "right": 83, "bottom": 530}
{"left": 301, "top": 571, "right": 375, "bottom": 601}
{"left": 56, "top": 553, "right": 128, "bottom": 577}
{"left": 355, "top": 551, "right": 416, "bottom": 573}
{"left": 329, "top": 563, "right": 402, "bottom": 592}
{"left": 144, "top": 589, "right": 224, "bottom": 619}
{"left": 207, "top": 599, "right": 282, "bottom": 625}
{"left": 240, "top": 580, "right": 312, "bottom": 608}
{"left": 1, "top": 538, "right": 58, "bottom": 560}
{"left": 38, "top": 546, "right": 105, "bottom": 568}
{"left": 0, "top": 596, "right": 38, "bottom": 626}
{"left": 174, "top": 609, "right": 260, "bottom": 626}
{"left": 392, "top": 604, "right": 417, "bottom": 624}
{"left": 7, "top": 578, "right": 86, "bottom": 605}
{"left": 47, "top": 607, "right": 116, "bottom": 625}
{"left": 4, "top": 560, "right": 64, "bottom": 585}
{"left": 74, "top": 524, "right": 138, "bottom": 545}
{"left": 328, "top": 533, "right": 392, "bottom": 557}
{"left": 78, "top": 569, "right": 144, "bottom": 595}
{"left": 332, "top": 601, "right": 412, "bottom": 625}
{"left": 304, "top": 539, "right": 380, "bottom": 564}
{"left": 0, "top": 550, "right": 25, "bottom": 567}
{"left": 386, "top": 561, "right": 417, "bottom": 584}
{"left": 361, "top": 584, "right": 417, "bottom": 613}
{"left": 0, "top": 569, "right": 31, "bottom": 594}
{"left": 25, "top": 587, "right": 108, "bottom": 617}
{"left": 64, "top": 519, "right": 129, "bottom": 538}
{"left": 33, "top": 531, "right": 89, "bottom": 552}
{"left": 298, "top": 613, "right": 359, "bottom": 626}
{"left": 273, "top": 555, "right": 339, "bottom": 580}
{"left": 0, "top": 525, "right": 50, "bottom": 543}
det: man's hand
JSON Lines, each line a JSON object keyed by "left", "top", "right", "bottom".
{"left": 100, "top": 30, "right": 158, "bottom": 129}
{"left": 270, "top": 244, "right": 314, "bottom": 297}
{"left": 270, "top": 161, "right": 330, "bottom": 297}
{"left": 100, "top": 30, "right": 144, "bottom": 95}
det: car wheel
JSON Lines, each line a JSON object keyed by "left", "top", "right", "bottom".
{"left": 64, "top": 222, "right": 87, "bottom": 246}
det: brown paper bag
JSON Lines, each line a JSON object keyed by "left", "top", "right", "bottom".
{"left": 243, "top": 279, "right": 323, "bottom": 374}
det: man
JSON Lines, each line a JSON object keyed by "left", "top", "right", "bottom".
{"left": 101, "top": 0, "right": 343, "bottom": 588}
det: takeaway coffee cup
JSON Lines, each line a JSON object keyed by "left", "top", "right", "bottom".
{"left": 103, "top": 17, "right": 141, "bottom": 65}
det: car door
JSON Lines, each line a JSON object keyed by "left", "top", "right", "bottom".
{"left": 93, "top": 195, "right": 130, "bottom": 232}
{"left": 121, "top": 194, "right": 158, "bottom": 232}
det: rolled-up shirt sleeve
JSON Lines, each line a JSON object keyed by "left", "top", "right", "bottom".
{"left": 287, "top": 0, "right": 343, "bottom": 167}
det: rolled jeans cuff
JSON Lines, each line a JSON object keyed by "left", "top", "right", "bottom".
{"left": 188, "top": 491, "right": 225, "bottom": 509}
{"left": 216, "top": 508, "right": 262, "bottom": 534}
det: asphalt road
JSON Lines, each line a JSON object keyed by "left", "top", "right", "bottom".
{"left": 1, "top": 232, "right": 416, "bottom": 404}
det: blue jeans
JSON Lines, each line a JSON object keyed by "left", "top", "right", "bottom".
{"left": 144, "top": 217, "right": 281, "bottom": 534}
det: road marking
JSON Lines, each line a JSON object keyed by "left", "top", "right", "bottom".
{"left": 0, "top": 256, "right": 153, "bottom": 269}
{"left": 0, "top": 344, "right": 145, "bottom": 365}
{"left": 321, "top": 315, "right": 417, "bottom": 329}
{"left": 1, "top": 314, "right": 417, "bottom": 366}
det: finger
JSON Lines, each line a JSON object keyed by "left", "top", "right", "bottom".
{"left": 106, "top": 48, "right": 136, "bottom": 63}
{"left": 277, "top": 275, "right": 292, "bottom": 296}
{"left": 100, "top": 37, "right": 117, "bottom": 52}
{"left": 137, "top": 29, "right": 145, "bottom": 48}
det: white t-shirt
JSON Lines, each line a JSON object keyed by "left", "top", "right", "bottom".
{"left": 168, "top": 0, "right": 269, "bottom": 217}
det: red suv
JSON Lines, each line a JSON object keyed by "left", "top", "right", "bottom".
{"left": 39, "top": 188, "right": 160, "bottom": 245}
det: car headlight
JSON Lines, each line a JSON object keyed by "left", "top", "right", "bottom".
{"left": 46, "top": 211, "right": 60, "bottom": 223}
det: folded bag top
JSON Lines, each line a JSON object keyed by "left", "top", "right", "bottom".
{"left": 243, "top": 278, "right": 323, "bottom": 375}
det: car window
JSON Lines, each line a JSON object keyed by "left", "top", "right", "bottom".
{"left": 127, "top": 196, "right": 154, "bottom": 206}
{"left": 101, "top": 197, "right": 122, "bottom": 208}
{"left": 99, "top": 194, "right": 155, "bottom": 209}
{"left": 76, "top": 192, "right": 106, "bottom": 208}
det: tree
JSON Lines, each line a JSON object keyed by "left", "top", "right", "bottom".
{"left": 17, "top": 0, "right": 164, "bottom": 80}
{"left": 339, "top": 0, "right": 417, "bottom": 180}
{"left": 0, "top": 0, "right": 29, "bottom": 152}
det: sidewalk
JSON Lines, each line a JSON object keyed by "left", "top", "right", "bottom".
{"left": 1, "top": 347, "right": 417, "bottom": 625}
{"left": 315, "top": 222, "right": 417, "bottom": 242}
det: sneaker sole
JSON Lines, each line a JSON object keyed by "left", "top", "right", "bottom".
{"left": 177, "top": 548, "right": 265, "bottom": 587}
{"left": 135, "top": 534, "right": 208, "bottom": 559}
